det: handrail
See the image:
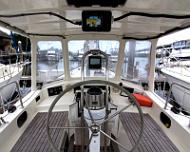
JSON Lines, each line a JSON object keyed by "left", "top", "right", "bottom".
{"left": 0, "top": 81, "right": 24, "bottom": 109}
{"left": 164, "top": 82, "right": 190, "bottom": 110}
{"left": 159, "top": 47, "right": 181, "bottom": 67}
{"left": 0, "top": 58, "right": 22, "bottom": 80}
{"left": 0, "top": 68, "right": 14, "bottom": 79}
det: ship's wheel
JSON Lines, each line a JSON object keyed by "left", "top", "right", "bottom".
{"left": 46, "top": 80, "right": 144, "bottom": 152}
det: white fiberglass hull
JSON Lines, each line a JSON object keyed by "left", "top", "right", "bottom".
{"left": 170, "top": 48, "right": 190, "bottom": 58}
{"left": 161, "top": 67, "right": 190, "bottom": 111}
{"left": 0, "top": 67, "right": 23, "bottom": 103}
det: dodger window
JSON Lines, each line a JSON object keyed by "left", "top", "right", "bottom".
{"left": 37, "top": 41, "right": 64, "bottom": 84}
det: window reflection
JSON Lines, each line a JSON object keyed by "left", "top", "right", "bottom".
{"left": 122, "top": 40, "right": 151, "bottom": 84}
{"left": 37, "top": 41, "right": 64, "bottom": 84}
{"left": 68, "top": 40, "right": 120, "bottom": 78}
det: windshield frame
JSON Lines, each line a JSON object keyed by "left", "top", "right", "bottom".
{"left": 31, "top": 35, "right": 154, "bottom": 90}
{"left": 64, "top": 35, "right": 123, "bottom": 81}
{"left": 67, "top": 39, "right": 120, "bottom": 79}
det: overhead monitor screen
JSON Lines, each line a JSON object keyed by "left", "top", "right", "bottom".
{"left": 89, "top": 56, "right": 102, "bottom": 69}
{"left": 82, "top": 11, "right": 112, "bottom": 32}
{"left": 86, "top": 16, "right": 101, "bottom": 28}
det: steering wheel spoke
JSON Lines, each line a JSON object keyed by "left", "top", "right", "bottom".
{"left": 99, "top": 102, "right": 133, "bottom": 126}
{"left": 100, "top": 129, "right": 129, "bottom": 152}
{"left": 46, "top": 80, "right": 144, "bottom": 152}
{"left": 49, "top": 126, "right": 89, "bottom": 129}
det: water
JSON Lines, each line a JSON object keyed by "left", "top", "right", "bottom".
{"left": 37, "top": 59, "right": 64, "bottom": 71}
{"left": 37, "top": 59, "right": 64, "bottom": 83}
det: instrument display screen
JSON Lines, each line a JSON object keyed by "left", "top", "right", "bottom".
{"left": 89, "top": 56, "right": 102, "bottom": 69}
{"left": 86, "top": 16, "right": 101, "bottom": 28}
{"left": 82, "top": 11, "right": 112, "bottom": 32}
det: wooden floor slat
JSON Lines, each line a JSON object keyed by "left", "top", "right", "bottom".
{"left": 11, "top": 112, "right": 68, "bottom": 152}
{"left": 11, "top": 112, "right": 180, "bottom": 152}
{"left": 120, "top": 113, "right": 180, "bottom": 152}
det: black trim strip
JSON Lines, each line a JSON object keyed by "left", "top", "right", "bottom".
{"left": 0, "top": 20, "right": 27, "bottom": 35}
{"left": 1, "top": 11, "right": 190, "bottom": 40}
{"left": 114, "top": 12, "right": 190, "bottom": 22}
{"left": 123, "top": 24, "right": 190, "bottom": 40}
{"left": 27, "top": 33, "right": 65, "bottom": 39}
{"left": 1, "top": 11, "right": 190, "bottom": 26}
{"left": 0, "top": 19, "right": 66, "bottom": 38}
{"left": 0, "top": 12, "right": 82, "bottom": 26}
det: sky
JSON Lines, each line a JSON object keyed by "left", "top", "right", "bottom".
{"left": 68, "top": 40, "right": 120, "bottom": 53}
{"left": 38, "top": 41, "right": 62, "bottom": 50}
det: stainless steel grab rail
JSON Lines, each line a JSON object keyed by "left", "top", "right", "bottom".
{"left": 0, "top": 81, "right": 24, "bottom": 109}
{"left": 164, "top": 82, "right": 190, "bottom": 110}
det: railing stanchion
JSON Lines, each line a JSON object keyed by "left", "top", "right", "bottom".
{"left": 0, "top": 94, "right": 6, "bottom": 113}
{"left": 15, "top": 81, "right": 24, "bottom": 108}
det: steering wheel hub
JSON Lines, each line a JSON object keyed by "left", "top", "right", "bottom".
{"left": 90, "top": 124, "right": 100, "bottom": 135}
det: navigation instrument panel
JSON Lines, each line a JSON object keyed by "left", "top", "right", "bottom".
{"left": 82, "top": 11, "right": 112, "bottom": 32}
{"left": 88, "top": 56, "right": 102, "bottom": 69}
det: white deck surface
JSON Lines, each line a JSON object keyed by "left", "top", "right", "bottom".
{"left": 162, "top": 67, "right": 190, "bottom": 84}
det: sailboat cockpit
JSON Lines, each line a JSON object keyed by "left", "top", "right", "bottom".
{"left": 0, "top": 0, "right": 190, "bottom": 152}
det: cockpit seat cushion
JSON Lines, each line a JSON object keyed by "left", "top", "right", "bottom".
{"left": 132, "top": 93, "right": 153, "bottom": 107}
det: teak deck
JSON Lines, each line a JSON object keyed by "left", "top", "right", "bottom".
{"left": 11, "top": 112, "right": 68, "bottom": 152}
{"left": 120, "top": 113, "right": 179, "bottom": 152}
{"left": 11, "top": 112, "right": 180, "bottom": 152}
